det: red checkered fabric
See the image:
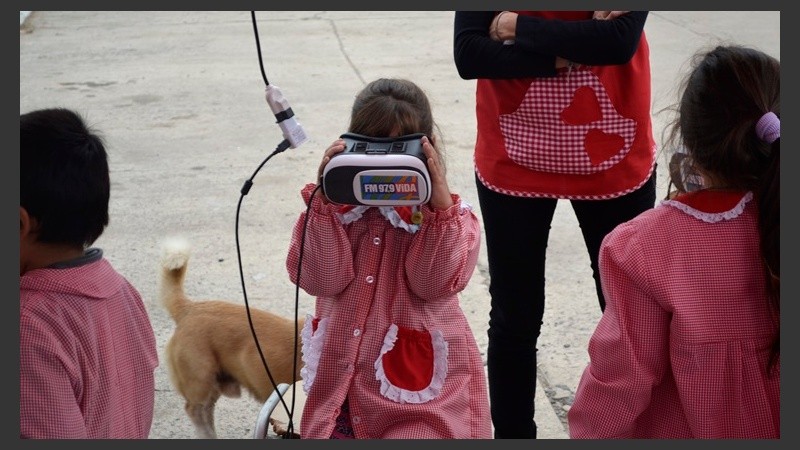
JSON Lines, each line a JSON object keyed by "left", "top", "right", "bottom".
{"left": 20, "top": 258, "right": 158, "bottom": 439}
{"left": 286, "top": 183, "right": 491, "bottom": 439}
{"left": 568, "top": 191, "right": 780, "bottom": 438}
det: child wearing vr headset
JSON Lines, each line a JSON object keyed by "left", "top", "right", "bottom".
{"left": 285, "top": 78, "right": 491, "bottom": 439}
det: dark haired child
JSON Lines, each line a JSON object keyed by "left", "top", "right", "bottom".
{"left": 20, "top": 108, "right": 158, "bottom": 438}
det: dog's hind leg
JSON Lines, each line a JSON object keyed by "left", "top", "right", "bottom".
{"left": 186, "top": 396, "right": 219, "bottom": 439}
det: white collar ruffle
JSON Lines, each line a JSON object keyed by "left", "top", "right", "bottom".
{"left": 337, "top": 205, "right": 421, "bottom": 233}
{"left": 662, "top": 190, "right": 753, "bottom": 223}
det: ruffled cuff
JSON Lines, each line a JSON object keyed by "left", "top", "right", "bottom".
{"left": 300, "top": 183, "right": 341, "bottom": 216}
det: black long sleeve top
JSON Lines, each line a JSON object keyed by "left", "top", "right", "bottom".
{"left": 453, "top": 11, "right": 648, "bottom": 80}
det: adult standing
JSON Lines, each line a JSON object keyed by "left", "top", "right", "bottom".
{"left": 453, "top": 11, "right": 656, "bottom": 438}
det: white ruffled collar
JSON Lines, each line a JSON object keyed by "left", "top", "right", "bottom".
{"left": 337, "top": 205, "right": 422, "bottom": 233}
{"left": 662, "top": 190, "right": 753, "bottom": 223}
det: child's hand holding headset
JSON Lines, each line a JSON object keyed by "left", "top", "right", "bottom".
{"left": 420, "top": 136, "right": 454, "bottom": 210}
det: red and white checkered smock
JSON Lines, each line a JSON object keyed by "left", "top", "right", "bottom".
{"left": 474, "top": 11, "right": 656, "bottom": 200}
{"left": 568, "top": 190, "right": 780, "bottom": 438}
{"left": 286, "top": 183, "right": 491, "bottom": 439}
{"left": 20, "top": 256, "right": 159, "bottom": 439}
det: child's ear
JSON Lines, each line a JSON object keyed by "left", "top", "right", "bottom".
{"left": 20, "top": 207, "right": 34, "bottom": 239}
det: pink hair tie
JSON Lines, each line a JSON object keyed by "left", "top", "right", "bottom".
{"left": 755, "top": 111, "right": 780, "bottom": 144}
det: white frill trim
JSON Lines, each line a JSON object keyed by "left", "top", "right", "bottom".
{"left": 337, "top": 206, "right": 369, "bottom": 225}
{"left": 299, "top": 315, "right": 327, "bottom": 394}
{"left": 373, "top": 324, "right": 448, "bottom": 404}
{"left": 336, "top": 200, "right": 473, "bottom": 233}
{"left": 379, "top": 207, "right": 420, "bottom": 234}
{"left": 336, "top": 206, "right": 420, "bottom": 234}
{"left": 662, "top": 191, "right": 753, "bottom": 223}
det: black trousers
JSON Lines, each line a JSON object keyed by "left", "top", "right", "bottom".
{"left": 476, "top": 171, "right": 656, "bottom": 438}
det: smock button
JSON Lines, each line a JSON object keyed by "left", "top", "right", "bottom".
{"left": 373, "top": 237, "right": 381, "bottom": 245}
{"left": 353, "top": 328, "right": 361, "bottom": 337}
{"left": 352, "top": 416, "right": 361, "bottom": 424}
{"left": 365, "top": 275, "right": 374, "bottom": 283}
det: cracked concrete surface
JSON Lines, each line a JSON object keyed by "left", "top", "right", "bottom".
{"left": 19, "top": 11, "right": 779, "bottom": 439}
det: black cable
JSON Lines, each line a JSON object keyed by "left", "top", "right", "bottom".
{"left": 234, "top": 140, "right": 293, "bottom": 429}
{"left": 287, "top": 183, "right": 322, "bottom": 437}
{"left": 251, "top": 11, "right": 270, "bottom": 86}
{"left": 239, "top": 10, "right": 306, "bottom": 439}
{"left": 234, "top": 143, "right": 315, "bottom": 439}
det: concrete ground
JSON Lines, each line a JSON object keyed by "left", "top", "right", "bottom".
{"left": 19, "top": 11, "right": 779, "bottom": 439}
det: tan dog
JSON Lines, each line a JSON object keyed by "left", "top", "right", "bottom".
{"left": 159, "top": 237, "right": 304, "bottom": 439}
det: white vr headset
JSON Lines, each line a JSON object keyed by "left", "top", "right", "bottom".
{"left": 321, "top": 133, "right": 432, "bottom": 206}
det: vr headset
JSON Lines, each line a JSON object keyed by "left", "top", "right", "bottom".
{"left": 321, "top": 133, "right": 431, "bottom": 206}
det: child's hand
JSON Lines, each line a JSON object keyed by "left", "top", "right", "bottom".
{"left": 315, "top": 139, "right": 346, "bottom": 204}
{"left": 422, "top": 136, "right": 454, "bottom": 210}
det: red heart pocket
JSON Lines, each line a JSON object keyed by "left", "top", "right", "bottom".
{"left": 560, "top": 86, "right": 602, "bottom": 125}
{"left": 584, "top": 128, "right": 625, "bottom": 166}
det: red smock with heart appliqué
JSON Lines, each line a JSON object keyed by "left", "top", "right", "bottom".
{"left": 474, "top": 11, "right": 656, "bottom": 200}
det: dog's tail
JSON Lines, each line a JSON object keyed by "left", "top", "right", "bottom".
{"left": 159, "top": 236, "right": 192, "bottom": 321}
